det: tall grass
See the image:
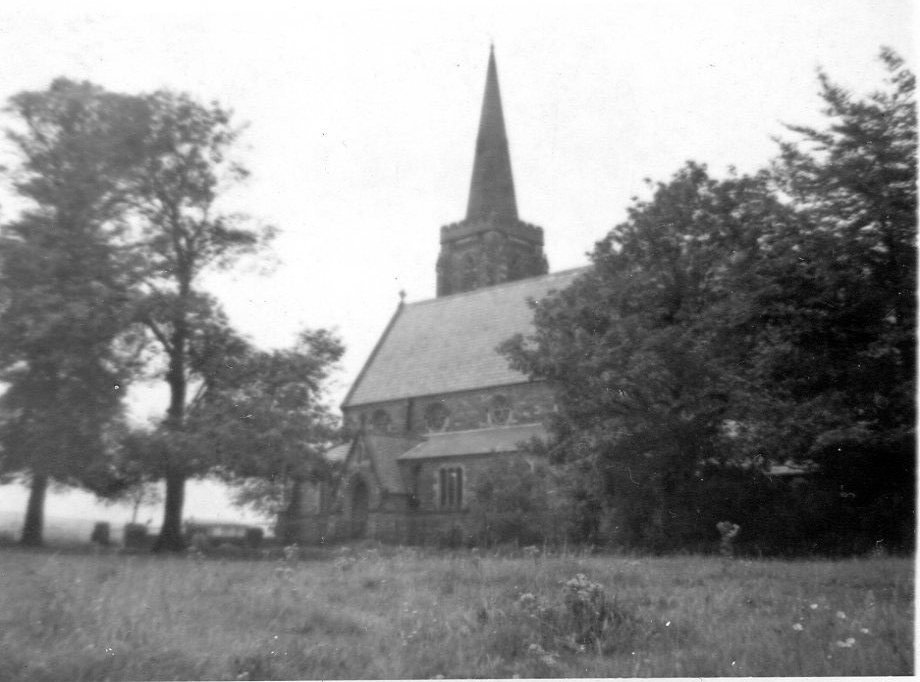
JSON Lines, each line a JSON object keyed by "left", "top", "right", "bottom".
{"left": 0, "top": 545, "right": 912, "bottom": 679}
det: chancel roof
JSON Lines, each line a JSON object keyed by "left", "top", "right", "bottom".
{"left": 343, "top": 268, "right": 587, "bottom": 407}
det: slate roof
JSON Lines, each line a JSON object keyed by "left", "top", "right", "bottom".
{"left": 361, "top": 433, "right": 422, "bottom": 493}
{"left": 343, "top": 267, "right": 587, "bottom": 407}
{"left": 398, "top": 423, "right": 547, "bottom": 461}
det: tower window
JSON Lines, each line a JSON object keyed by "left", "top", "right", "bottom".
{"left": 424, "top": 401, "right": 450, "bottom": 432}
{"left": 488, "top": 394, "right": 512, "bottom": 425}
{"left": 371, "top": 409, "right": 391, "bottom": 432}
{"left": 439, "top": 467, "right": 463, "bottom": 509}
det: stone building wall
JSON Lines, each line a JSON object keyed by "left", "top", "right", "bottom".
{"left": 343, "top": 381, "right": 555, "bottom": 436}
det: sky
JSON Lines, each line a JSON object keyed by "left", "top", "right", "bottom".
{"left": 0, "top": 0, "right": 913, "bottom": 527}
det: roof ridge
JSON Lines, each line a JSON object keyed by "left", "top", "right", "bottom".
{"left": 404, "top": 266, "right": 589, "bottom": 308}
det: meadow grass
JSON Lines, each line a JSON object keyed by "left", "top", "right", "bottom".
{"left": 0, "top": 544, "right": 912, "bottom": 680}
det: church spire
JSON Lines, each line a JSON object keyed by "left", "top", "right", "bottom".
{"left": 436, "top": 46, "right": 547, "bottom": 297}
{"left": 466, "top": 46, "right": 518, "bottom": 223}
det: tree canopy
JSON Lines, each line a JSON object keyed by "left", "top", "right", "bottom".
{"left": 0, "top": 79, "right": 147, "bottom": 545}
{"left": 124, "top": 91, "right": 276, "bottom": 551}
{"left": 502, "top": 50, "right": 916, "bottom": 553}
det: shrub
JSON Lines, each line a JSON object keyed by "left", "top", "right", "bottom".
{"left": 496, "top": 573, "right": 643, "bottom": 660}
{"left": 472, "top": 458, "right": 568, "bottom": 546}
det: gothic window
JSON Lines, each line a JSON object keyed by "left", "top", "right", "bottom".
{"left": 371, "top": 409, "right": 391, "bottom": 432}
{"left": 439, "top": 467, "right": 463, "bottom": 509}
{"left": 488, "top": 394, "right": 512, "bottom": 425}
{"left": 409, "top": 464, "right": 422, "bottom": 509}
{"left": 424, "top": 401, "right": 450, "bottom": 432}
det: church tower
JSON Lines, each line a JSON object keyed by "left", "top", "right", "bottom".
{"left": 436, "top": 47, "right": 548, "bottom": 297}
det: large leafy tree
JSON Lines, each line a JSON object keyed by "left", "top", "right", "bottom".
{"left": 114, "top": 326, "right": 344, "bottom": 542}
{"left": 189, "top": 328, "right": 344, "bottom": 517}
{"left": 0, "top": 79, "right": 147, "bottom": 545}
{"left": 503, "top": 50, "right": 916, "bottom": 553}
{"left": 755, "top": 48, "right": 916, "bottom": 549}
{"left": 130, "top": 91, "right": 274, "bottom": 551}
{"left": 502, "top": 163, "right": 791, "bottom": 548}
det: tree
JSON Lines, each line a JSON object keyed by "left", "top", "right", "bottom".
{"left": 502, "top": 163, "right": 791, "bottom": 549}
{"left": 188, "top": 328, "right": 344, "bottom": 516}
{"left": 129, "top": 91, "right": 275, "bottom": 551}
{"left": 0, "top": 79, "right": 146, "bottom": 545}
{"left": 756, "top": 48, "right": 916, "bottom": 550}
{"left": 502, "top": 50, "right": 916, "bottom": 553}
{"left": 126, "top": 91, "right": 272, "bottom": 551}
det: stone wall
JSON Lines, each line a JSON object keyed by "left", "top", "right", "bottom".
{"left": 287, "top": 450, "right": 544, "bottom": 547}
{"left": 344, "top": 381, "right": 555, "bottom": 436}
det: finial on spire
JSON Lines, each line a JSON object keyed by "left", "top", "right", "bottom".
{"left": 398, "top": 289, "right": 406, "bottom": 305}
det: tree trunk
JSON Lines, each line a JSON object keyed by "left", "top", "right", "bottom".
{"left": 20, "top": 473, "right": 48, "bottom": 547}
{"left": 153, "top": 338, "right": 188, "bottom": 553}
{"left": 153, "top": 470, "right": 187, "bottom": 552}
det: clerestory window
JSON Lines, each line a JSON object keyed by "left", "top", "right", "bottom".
{"left": 371, "top": 409, "right": 391, "bottom": 432}
{"left": 488, "top": 394, "right": 512, "bottom": 425}
{"left": 424, "top": 401, "right": 450, "bottom": 432}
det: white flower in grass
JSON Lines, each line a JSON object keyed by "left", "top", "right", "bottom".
{"left": 836, "top": 610, "right": 847, "bottom": 620}
{"left": 835, "top": 637, "right": 856, "bottom": 648}
{"left": 792, "top": 623, "right": 804, "bottom": 631}
{"left": 809, "top": 603, "right": 819, "bottom": 610}
{"left": 860, "top": 628, "right": 870, "bottom": 634}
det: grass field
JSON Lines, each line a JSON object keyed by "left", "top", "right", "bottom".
{"left": 0, "top": 544, "right": 912, "bottom": 680}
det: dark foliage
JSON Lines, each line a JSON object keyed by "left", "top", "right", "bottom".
{"left": 502, "top": 50, "right": 915, "bottom": 555}
{"left": 0, "top": 79, "right": 147, "bottom": 545}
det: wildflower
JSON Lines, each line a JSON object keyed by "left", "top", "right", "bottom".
{"left": 517, "top": 592, "right": 537, "bottom": 607}
{"left": 835, "top": 637, "right": 856, "bottom": 648}
{"left": 792, "top": 623, "right": 804, "bottom": 631}
{"left": 809, "top": 603, "right": 819, "bottom": 610}
{"left": 860, "top": 628, "right": 870, "bottom": 634}
{"left": 836, "top": 611, "right": 847, "bottom": 620}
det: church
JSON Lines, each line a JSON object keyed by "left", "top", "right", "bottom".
{"left": 282, "top": 48, "right": 586, "bottom": 544}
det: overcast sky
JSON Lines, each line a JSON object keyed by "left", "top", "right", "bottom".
{"left": 0, "top": 0, "right": 913, "bottom": 525}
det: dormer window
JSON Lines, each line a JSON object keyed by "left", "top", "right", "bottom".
{"left": 488, "top": 394, "right": 512, "bottom": 425}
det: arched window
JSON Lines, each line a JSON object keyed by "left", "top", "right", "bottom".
{"left": 488, "top": 394, "right": 512, "bottom": 425}
{"left": 371, "top": 409, "right": 391, "bottom": 432}
{"left": 439, "top": 467, "right": 463, "bottom": 509}
{"left": 424, "top": 401, "right": 450, "bottom": 432}
{"left": 409, "top": 464, "right": 422, "bottom": 509}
